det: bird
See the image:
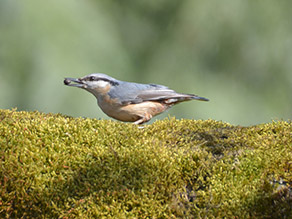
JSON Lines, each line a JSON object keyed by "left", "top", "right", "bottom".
{"left": 64, "top": 73, "right": 209, "bottom": 125}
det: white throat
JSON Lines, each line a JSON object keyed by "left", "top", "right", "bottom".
{"left": 94, "top": 80, "right": 110, "bottom": 88}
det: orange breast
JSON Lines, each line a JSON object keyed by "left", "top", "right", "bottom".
{"left": 98, "top": 98, "right": 169, "bottom": 122}
{"left": 118, "top": 101, "right": 168, "bottom": 122}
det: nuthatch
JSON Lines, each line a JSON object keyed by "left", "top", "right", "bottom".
{"left": 64, "top": 73, "right": 209, "bottom": 125}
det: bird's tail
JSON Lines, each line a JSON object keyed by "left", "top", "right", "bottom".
{"left": 190, "top": 95, "right": 209, "bottom": 101}
{"left": 163, "top": 94, "right": 209, "bottom": 105}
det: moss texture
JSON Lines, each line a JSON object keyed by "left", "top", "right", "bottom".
{"left": 0, "top": 109, "right": 291, "bottom": 218}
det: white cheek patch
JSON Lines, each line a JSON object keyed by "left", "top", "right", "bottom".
{"left": 93, "top": 80, "right": 110, "bottom": 88}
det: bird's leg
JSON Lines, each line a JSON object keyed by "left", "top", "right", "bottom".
{"left": 133, "top": 113, "right": 152, "bottom": 125}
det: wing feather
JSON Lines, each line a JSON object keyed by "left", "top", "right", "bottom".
{"left": 108, "top": 81, "right": 208, "bottom": 105}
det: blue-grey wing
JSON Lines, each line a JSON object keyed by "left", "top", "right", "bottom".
{"left": 108, "top": 81, "right": 198, "bottom": 105}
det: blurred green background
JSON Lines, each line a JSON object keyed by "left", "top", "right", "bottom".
{"left": 1, "top": 0, "right": 291, "bottom": 126}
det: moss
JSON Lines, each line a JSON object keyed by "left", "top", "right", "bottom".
{"left": 0, "top": 109, "right": 291, "bottom": 218}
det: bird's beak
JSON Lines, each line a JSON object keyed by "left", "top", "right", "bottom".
{"left": 64, "top": 78, "right": 86, "bottom": 88}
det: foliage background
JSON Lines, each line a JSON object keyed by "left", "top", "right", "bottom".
{"left": 1, "top": 0, "right": 291, "bottom": 125}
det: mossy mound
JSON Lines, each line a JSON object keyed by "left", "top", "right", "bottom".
{"left": 0, "top": 109, "right": 291, "bottom": 218}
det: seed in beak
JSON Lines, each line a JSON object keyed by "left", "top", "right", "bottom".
{"left": 64, "top": 78, "right": 71, "bottom": 85}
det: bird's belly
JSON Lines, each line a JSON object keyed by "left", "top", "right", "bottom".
{"left": 98, "top": 100, "right": 168, "bottom": 122}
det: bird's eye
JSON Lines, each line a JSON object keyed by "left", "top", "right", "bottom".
{"left": 89, "top": 76, "right": 96, "bottom": 81}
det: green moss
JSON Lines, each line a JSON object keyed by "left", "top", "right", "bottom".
{"left": 0, "top": 109, "right": 291, "bottom": 218}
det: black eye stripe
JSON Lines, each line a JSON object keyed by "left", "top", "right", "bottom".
{"left": 89, "top": 76, "right": 96, "bottom": 81}
{"left": 86, "top": 77, "right": 119, "bottom": 86}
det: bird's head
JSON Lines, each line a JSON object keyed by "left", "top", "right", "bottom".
{"left": 64, "top": 73, "right": 119, "bottom": 98}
